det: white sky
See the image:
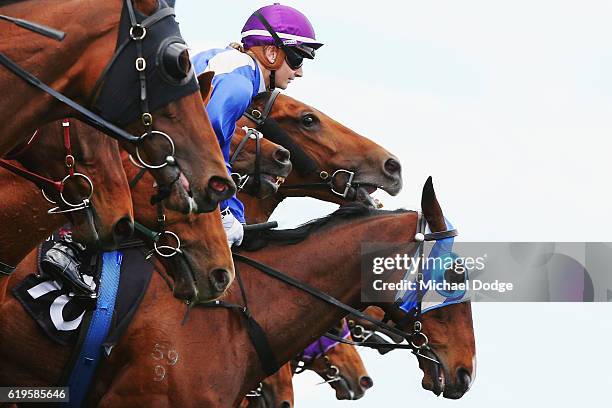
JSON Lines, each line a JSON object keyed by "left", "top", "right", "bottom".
{"left": 176, "top": 1, "right": 612, "bottom": 406}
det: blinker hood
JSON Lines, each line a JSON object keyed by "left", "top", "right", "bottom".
{"left": 91, "top": 0, "right": 199, "bottom": 127}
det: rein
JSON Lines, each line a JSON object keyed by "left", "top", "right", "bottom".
{"left": 243, "top": 91, "right": 358, "bottom": 198}
{"left": 204, "top": 214, "right": 458, "bottom": 376}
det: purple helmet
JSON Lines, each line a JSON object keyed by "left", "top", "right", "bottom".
{"left": 241, "top": 3, "right": 323, "bottom": 57}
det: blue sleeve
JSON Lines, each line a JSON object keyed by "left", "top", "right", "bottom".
{"left": 206, "top": 73, "right": 253, "bottom": 224}
{"left": 206, "top": 73, "right": 254, "bottom": 163}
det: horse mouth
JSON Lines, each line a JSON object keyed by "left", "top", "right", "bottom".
{"left": 352, "top": 185, "right": 383, "bottom": 208}
{"left": 418, "top": 349, "right": 446, "bottom": 397}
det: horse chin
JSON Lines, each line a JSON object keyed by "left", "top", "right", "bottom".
{"left": 67, "top": 208, "right": 102, "bottom": 249}
{"left": 168, "top": 252, "right": 199, "bottom": 303}
{"left": 418, "top": 349, "right": 446, "bottom": 397}
{"left": 333, "top": 376, "right": 361, "bottom": 400}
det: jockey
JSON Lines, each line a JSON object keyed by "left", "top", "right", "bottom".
{"left": 191, "top": 3, "right": 323, "bottom": 247}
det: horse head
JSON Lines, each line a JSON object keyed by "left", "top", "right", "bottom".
{"left": 123, "top": 151, "right": 233, "bottom": 303}
{"left": 239, "top": 93, "right": 402, "bottom": 207}
{"left": 5, "top": 120, "right": 133, "bottom": 249}
{"left": 307, "top": 320, "right": 373, "bottom": 400}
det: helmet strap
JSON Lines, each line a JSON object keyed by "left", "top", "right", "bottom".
{"left": 269, "top": 70, "right": 276, "bottom": 91}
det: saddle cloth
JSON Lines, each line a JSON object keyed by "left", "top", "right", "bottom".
{"left": 12, "top": 235, "right": 154, "bottom": 347}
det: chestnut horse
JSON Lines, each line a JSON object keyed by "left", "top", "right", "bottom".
{"left": 0, "top": 179, "right": 472, "bottom": 405}
{"left": 0, "top": 120, "right": 133, "bottom": 254}
{"left": 0, "top": 0, "right": 235, "bottom": 214}
{"left": 237, "top": 92, "right": 403, "bottom": 223}
{"left": 241, "top": 320, "right": 372, "bottom": 407}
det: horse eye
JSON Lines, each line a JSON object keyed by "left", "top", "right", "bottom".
{"left": 301, "top": 114, "right": 317, "bottom": 128}
{"left": 162, "top": 42, "right": 190, "bottom": 80}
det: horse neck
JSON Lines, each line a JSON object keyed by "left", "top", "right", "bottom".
{"left": 231, "top": 211, "right": 418, "bottom": 393}
{"left": 239, "top": 192, "right": 285, "bottom": 224}
{"left": 0, "top": 0, "right": 122, "bottom": 153}
{"left": 0, "top": 173, "right": 63, "bottom": 267}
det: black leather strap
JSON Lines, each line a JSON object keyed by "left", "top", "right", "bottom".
{"left": 232, "top": 252, "right": 412, "bottom": 342}
{"left": 0, "top": 52, "right": 139, "bottom": 143}
{"left": 201, "top": 264, "right": 279, "bottom": 376}
{"left": 0, "top": 260, "right": 16, "bottom": 276}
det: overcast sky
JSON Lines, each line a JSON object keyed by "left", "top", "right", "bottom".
{"left": 176, "top": 1, "right": 612, "bottom": 406}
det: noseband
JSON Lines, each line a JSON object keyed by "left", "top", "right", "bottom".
{"left": 229, "top": 127, "right": 262, "bottom": 193}
{"left": 243, "top": 91, "right": 360, "bottom": 199}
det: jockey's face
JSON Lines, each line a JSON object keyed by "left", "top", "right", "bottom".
{"left": 275, "top": 59, "right": 303, "bottom": 89}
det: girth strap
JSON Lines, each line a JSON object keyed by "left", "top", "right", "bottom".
{"left": 64, "top": 251, "right": 123, "bottom": 408}
{"left": 201, "top": 262, "right": 279, "bottom": 376}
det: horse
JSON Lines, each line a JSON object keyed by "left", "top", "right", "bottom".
{"left": 294, "top": 320, "right": 372, "bottom": 401}
{"left": 0, "top": 0, "right": 235, "bottom": 214}
{"left": 241, "top": 320, "right": 372, "bottom": 407}
{"left": 236, "top": 92, "right": 403, "bottom": 223}
{"left": 0, "top": 179, "right": 472, "bottom": 405}
{"left": 0, "top": 119, "right": 134, "bottom": 279}
{"left": 0, "top": 120, "right": 134, "bottom": 251}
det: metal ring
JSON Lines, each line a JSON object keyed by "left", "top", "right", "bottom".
{"left": 128, "top": 154, "right": 146, "bottom": 169}
{"left": 65, "top": 155, "right": 75, "bottom": 168}
{"left": 251, "top": 109, "right": 262, "bottom": 119}
{"left": 60, "top": 173, "right": 94, "bottom": 207}
{"left": 142, "top": 113, "right": 153, "bottom": 126}
{"left": 129, "top": 24, "right": 147, "bottom": 40}
{"left": 135, "top": 57, "right": 147, "bottom": 72}
{"left": 41, "top": 188, "right": 57, "bottom": 204}
{"left": 326, "top": 365, "right": 340, "bottom": 379}
{"left": 410, "top": 332, "right": 429, "bottom": 349}
{"left": 154, "top": 230, "right": 182, "bottom": 258}
{"left": 135, "top": 131, "right": 176, "bottom": 169}
{"left": 352, "top": 324, "right": 365, "bottom": 339}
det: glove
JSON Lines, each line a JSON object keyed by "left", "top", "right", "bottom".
{"left": 221, "top": 209, "right": 244, "bottom": 248}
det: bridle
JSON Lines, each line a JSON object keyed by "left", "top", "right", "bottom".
{"left": 202, "top": 211, "right": 459, "bottom": 377}
{"left": 0, "top": 0, "right": 198, "bottom": 203}
{"left": 126, "top": 160, "right": 194, "bottom": 295}
{"left": 229, "top": 127, "right": 263, "bottom": 194}
{"left": 243, "top": 90, "right": 361, "bottom": 199}
{"left": 0, "top": 120, "right": 94, "bottom": 215}
{"left": 292, "top": 321, "right": 351, "bottom": 386}
{"left": 0, "top": 119, "right": 99, "bottom": 276}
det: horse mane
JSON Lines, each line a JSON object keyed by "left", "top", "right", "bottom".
{"left": 239, "top": 204, "right": 413, "bottom": 251}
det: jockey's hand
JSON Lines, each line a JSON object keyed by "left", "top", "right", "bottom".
{"left": 221, "top": 209, "right": 244, "bottom": 248}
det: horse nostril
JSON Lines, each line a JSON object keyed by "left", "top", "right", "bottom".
{"left": 113, "top": 217, "right": 134, "bottom": 242}
{"left": 210, "top": 268, "right": 232, "bottom": 294}
{"left": 456, "top": 368, "right": 471, "bottom": 391}
{"left": 208, "top": 177, "right": 230, "bottom": 193}
{"left": 273, "top": 147, "right": 291, "bottom": 164}
{"left": 279, "top": 401, "right": 292, "bottom": 408}
{"left": 384, "top": 158, "right": 401, "bottom": 176}
{"left": 359, "top": 376, "right": 374, "bottom": 390}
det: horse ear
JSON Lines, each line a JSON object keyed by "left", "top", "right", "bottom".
{"left": 197, "top": 71, "right": 215, "bottom": 105}
{"left": 421, "top": 176, "right": 446, "bottom": 232}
